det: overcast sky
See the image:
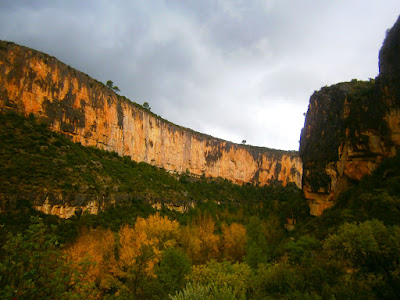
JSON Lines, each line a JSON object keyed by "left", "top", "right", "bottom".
{"left": 1, "top": 1, "right": 399, "bottom": 150}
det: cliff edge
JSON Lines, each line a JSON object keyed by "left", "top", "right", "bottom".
{"left": 0, "top": 41, "right": 302, "bottom": 189}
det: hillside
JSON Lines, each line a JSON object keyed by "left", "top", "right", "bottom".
{"left": 0, "top": 111, "right": 306, "bottom": 220}
{"left": 0, "top": 110, "right": 399, "bottom": 299}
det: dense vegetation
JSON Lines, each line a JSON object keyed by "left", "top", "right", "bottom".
{"left": 0, "top": 112, "right": 300, "bottom": 210}
{"left": 0, "top": 112, "right": 399, "bottom": 299}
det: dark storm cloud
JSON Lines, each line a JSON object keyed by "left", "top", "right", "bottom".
{"left": 1, "top": 0, "right": 399, "bottom": 149}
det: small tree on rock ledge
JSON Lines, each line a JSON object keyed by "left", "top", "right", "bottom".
{"left": 143, "top": 102, "right": 151, "bottom": 110}
{"left": 106, "top": 80, "right": 120, "bottom": 93}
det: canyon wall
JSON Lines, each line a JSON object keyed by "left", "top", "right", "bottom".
{"left": 0, "top": 40, "right": 302, "bottom": 190}
{"left": 300, "top": 16, "right": 400, "bottom": 216}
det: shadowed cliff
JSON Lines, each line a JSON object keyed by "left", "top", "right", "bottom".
{"left": 300, "top": 15, "right": 400, "bottom": 215}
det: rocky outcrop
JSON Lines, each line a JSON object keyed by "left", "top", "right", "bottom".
{"left": 300, "top": 16, "right": 400, "bottom": 216}
{"left": 1, "top": 191, "right": 194, "bottom": 219}
{"left": 0, "top": 40, "right": 302, "bottom": 193}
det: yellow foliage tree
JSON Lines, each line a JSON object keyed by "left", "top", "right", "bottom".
{"left": 221, "top": 222, "right": 246, "bottom": 262}
{"left": 135, "top": 212, "right": 180, "bottom": 250}
{"left": 119, "top": 213, "right": 179, "bottom": 277}
{"left": 180, "top": 214, "right": 220, "bottom": 264}
{"left": 118, "top": 213, "right": 180, "bottom": 297}
{"left": 119, "top": 225, "right": 154, "bottom": 274}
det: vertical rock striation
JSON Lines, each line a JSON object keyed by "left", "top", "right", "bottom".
{"left": 0, "top": 41, "right": 302, "bottom": 189}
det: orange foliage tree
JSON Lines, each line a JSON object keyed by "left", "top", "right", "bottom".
{"left": 66, "top": 227, "right": 118, "bottom": 294}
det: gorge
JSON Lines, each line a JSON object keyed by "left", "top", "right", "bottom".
{"left": 1, "top": 15, "right": 400, "bottom": 217}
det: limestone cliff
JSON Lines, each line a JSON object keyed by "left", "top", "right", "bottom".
{"left": 0, "top": 41, "right": 302, "bottom": 191}
{"left": 300, "top": 16, "right": 400, "bottom": 216}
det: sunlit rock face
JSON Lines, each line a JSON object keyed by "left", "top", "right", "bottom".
{"left": 0, "top": 41, "right": 302, "bottom": 217}
{"left": 300, "top": 16, "right": 400, "bottom": 216}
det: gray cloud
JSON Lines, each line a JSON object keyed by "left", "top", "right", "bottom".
{"left": 0, "top": 0, "right": 399, "bottom": 150}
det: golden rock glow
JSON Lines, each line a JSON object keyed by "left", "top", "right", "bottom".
{"left": 0, "top": 43, "right": 303, "bottom": 217}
